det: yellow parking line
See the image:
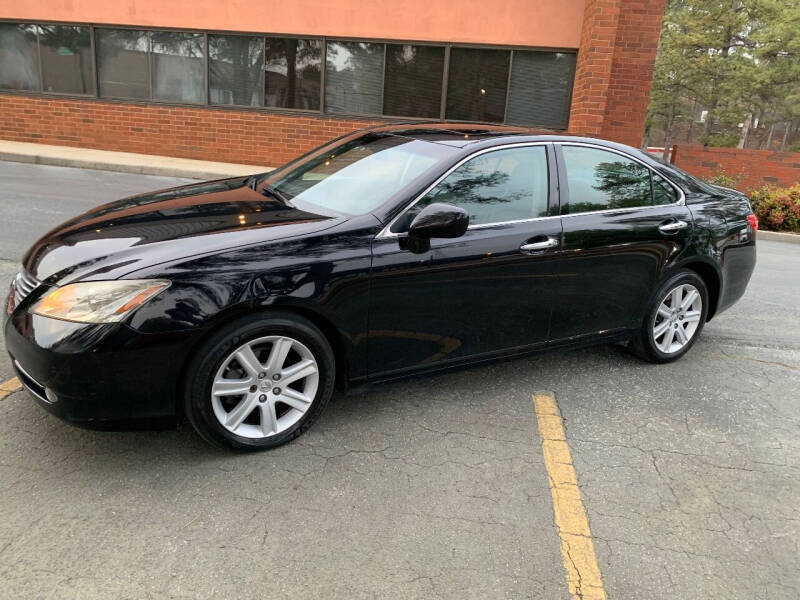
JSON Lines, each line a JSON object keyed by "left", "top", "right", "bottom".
{"left": 533, "top": 392, "right": 607, "bottom": 600}
{"left": 0, "top": 377, "right": 22, "bottom": 400}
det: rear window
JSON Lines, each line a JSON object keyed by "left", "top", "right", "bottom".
{"left": 649, "top": 158, "right": 718, "bottom": 195}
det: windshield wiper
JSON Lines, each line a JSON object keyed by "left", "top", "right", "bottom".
{"left": 245, "top": 174, "right": 290, "bottom": 205}
{"left": 245, "top": 173, "right": 261, "bottom": 190}
{"left": 260, "top": 184, "right": 291, "bottom": 206}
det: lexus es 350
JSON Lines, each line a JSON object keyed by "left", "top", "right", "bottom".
{"left": 4, "top": 124, "right": 756, "bottom": 450}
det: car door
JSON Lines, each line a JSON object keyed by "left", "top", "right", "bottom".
{"left": 367, "top": 142, "right": 562, "bottom": 378}
{"left": 551, "top": 142, "right": 693, "bottom": 339}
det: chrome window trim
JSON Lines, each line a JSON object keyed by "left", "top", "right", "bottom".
{"left": 12, "top": 360, "right": 52, "bottom": 404}
{"left": 560, "top": 202, "right": 685, "bottom": 219}
{"left": 557, "top": 141, "right": 687, "bottom": 210}
{"left": 376, "top": 141, "right": 552, "bottom": 239}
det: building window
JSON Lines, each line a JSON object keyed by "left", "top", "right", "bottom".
{"left": 150, "top": 31, "right": 204, "bottom": 103}
{"left": 325, "top": 41, "right": 383, "bottom": 115}
{"left": 38, "top": 25, "right": 95, "bottom": 95}
{"left": 383, "top": 44, "right": 445, "bottom": 118}
{"left": 446, "top": 47, "right": 509, "bottom": 123}
{"left": 1, "top": 20, "right": 578, "bottom": 129}
{"left": 208, "top": 34, "right": 264, "bottom": 107}
{"left": 265, "top": 38, "right": 322, "bottom": 110}
{"left": 96, "top": 28, "right": 150, "bottom": 99}
{"left": 0, "top": 23, "right": 40, "bottom": 91}
{"left": 507, "top": 51, "right": 576, "bottom": 129}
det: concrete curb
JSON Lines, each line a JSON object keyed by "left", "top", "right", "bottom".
{"left": 758, "top": 230, "right": 800, "bottom": 244}
{"left": 0, "top": 141, "right": 272, "bottom": 180}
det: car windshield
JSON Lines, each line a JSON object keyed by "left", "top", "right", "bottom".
{"left": 261, "top": 133, "right": 456, "bottom": 216}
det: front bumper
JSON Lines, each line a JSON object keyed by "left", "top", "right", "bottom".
{"left": 4, "top": 310, "right": 197, "bottom": 430}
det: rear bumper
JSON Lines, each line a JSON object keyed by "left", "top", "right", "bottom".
{"left": 4, "top": 311, "right": 197, "bottom": 430}
{"left": 717, "top": 239, "right": 757, "bottom": 316}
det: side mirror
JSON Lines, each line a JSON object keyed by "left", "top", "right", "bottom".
{"left": 409, "top": 203, "right": 469, "bottom": 240}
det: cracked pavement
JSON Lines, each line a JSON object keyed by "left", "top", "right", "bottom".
{"left": 1, "top": 162, "right": 799, "bottom": 599}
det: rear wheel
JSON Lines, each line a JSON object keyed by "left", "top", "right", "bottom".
{"left": 631, "top": 270, "right": 708, "bottom": 363}
{"left": 184, "top": 313, "right": 335, "bottom": 451}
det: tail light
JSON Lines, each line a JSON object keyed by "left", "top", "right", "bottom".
{"left": 747, "top": 214, "right": 758, "bottom": 231}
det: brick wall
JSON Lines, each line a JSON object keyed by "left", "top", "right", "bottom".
{"left": 0, "top": 0, "right": 666, "bottom": 164}
{"left": 568, "top": 0, "right": 666, "bottom": 147}
{"left": 0, "top": 95, "right": 383, "bottom": 166}
{"left": 673, "top": 145, "right": 800, "bottom": 192}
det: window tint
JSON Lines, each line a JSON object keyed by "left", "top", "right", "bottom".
{"left": 507, "top": 51, "right": 576, "bottom": 129}
{"left": 325, "top": 41, "right": 383, "bottom": 114}
{"left": 96, "top": 29, "right": 149, "bottom": 99}
{"left": 392, "top": 146, "right": 549, "bottom": 232}
{"left": 150, "top": 31, "right": 204, "bottom": 103}
{"left": 0, "top": 23, "right": 40, "bottom": 91}
{"left": 562, "top": 146, "right": 651, "bottom": 214}
{"left": 38, "top": 25, "right": 94, "bottom": 94}
{"left": 265, "top": 38, "right": 322, "bottom": 110}
{"left": 209, "top": 34, "right": 264, "bottom": 107}
{"left": 383, "top": 44, "right": 445, "bottom": 118}
{"left": 445, "top": 48, "right": 509, "bottom": 123}
{"left": 652, "top": 172, "right": 679, "bottom": 205}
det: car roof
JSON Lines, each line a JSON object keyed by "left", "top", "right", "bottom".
{"left": 356, "top": 121, "right": 647, "bottom": 157}
{"left": 360, "top": 122, "right": 541, "bottom": 147}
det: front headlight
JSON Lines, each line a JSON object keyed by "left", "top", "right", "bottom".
{"left": 30, "top": 280, "right": 170, "bottom": 323}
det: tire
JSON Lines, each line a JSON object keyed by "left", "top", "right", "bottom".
{"left": 630, "top": 269, "right": 709, "bottom": 364}
{"left": 183, "top": 312, "right": 335, "bottom": 451}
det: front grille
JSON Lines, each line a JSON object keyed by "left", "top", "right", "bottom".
{"left": 13, "top": 269, "right": 41, "bottom": 308}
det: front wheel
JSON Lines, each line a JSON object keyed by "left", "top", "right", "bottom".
{"left": 183, "top": 313, "right": 335, "bottom": 451}
{"left": 630, "top": 270, "right": 709, "bottom": 364}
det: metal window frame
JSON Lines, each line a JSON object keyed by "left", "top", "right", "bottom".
{"left": 380, "top": 42, "right": 448, "bottom": 120}
{"left": 264, "top": 35, "right": 323, "bottom": 112}
{"left": 33, "top": 24, "right": 43, "bottom": 92}
{"left": 93, "top": 26, "right": 153, "bottom": 102}
{"left": 322, "top": 38, "right": 386, "bottom": 118}
{"left": 505, "top": 48, "right": 579, "bottom": 130}
{"left": 0, "top": 22, "right": 44, "bottom": 93}
{"left": 0, "top": 18, "right": 579, "bottom": 130}
{"left": 377, "top": 141, "right": 688, "bottom": 240}
{"left": 442, "top": 45, "right": 513, "bottom": 124}
{"left": 148, "top": 29, "right": 206, "bottom": 104}
{"left": 556, "top": 142, "right": 687, "bottom": 216}
{"left": 376, "top": 141, "right": 554, "bottom": 239}
{"left": 206, "top": 32, "right": 267, "bottom": 108}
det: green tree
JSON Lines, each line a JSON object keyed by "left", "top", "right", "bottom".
{"left": 646, "top": 0, "right": 800, "bottom": 150}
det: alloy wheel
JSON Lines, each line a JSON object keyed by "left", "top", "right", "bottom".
{"left": 211, "top": 335, "right": 319, "bottom": 439}
{"left": 651, "top": 283, "right": 703, "bottom": 354}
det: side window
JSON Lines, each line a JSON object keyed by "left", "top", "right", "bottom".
{"left": 652, "top": 171, "right": 679, "bottom": 205}
{"left": 561, "top": 146, "right": 651, "bottom": 214}
{"left": 390, "top": 146, "right": 549, "bottom": 233}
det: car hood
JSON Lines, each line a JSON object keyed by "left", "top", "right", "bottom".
{"left": 23, "top": 176, "right": 344, "bottom": 285}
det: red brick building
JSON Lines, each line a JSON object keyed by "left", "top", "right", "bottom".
{"left": 0, "top": 0, "right": 666, "bottom": 167}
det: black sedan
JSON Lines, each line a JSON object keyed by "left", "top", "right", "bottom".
{"left": 4, "top": 123, "right": 757, "bottom": 450}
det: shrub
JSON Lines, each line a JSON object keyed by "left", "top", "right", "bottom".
{"left": 749, "top": 184, "right": 800, "bottom": 233}
{"left": 705, "top": 172, "right": 740, "bottom": 188}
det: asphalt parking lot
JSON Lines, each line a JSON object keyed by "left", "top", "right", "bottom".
{"left": 1, "top": 161, "right": 798, "bottom": 599}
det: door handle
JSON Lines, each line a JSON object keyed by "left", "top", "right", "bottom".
{"left": 520, "top": 236, "right": 558, "bottom": 253}
{"left": 658, "top": 219, "right": 688, "bottom": 234}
